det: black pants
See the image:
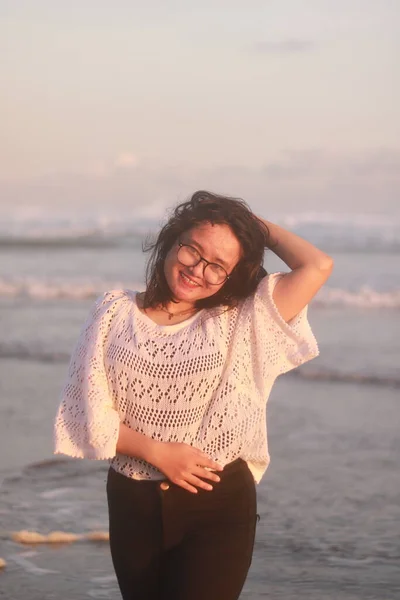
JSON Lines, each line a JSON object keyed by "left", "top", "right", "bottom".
{"left": 107, "top": 458, "right": 258, "bottom": 600}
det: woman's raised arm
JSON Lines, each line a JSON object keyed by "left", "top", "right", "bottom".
{"left": 257, "top": 217, "right": 334, "bottom": 323}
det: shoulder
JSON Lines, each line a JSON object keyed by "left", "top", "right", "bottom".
{"left": 256, "top": 272, "right": 283, "bottom": 295}
{"left": 96, "top": 289, "right": 137, "bottom": 306}
{"left": 240, "top": 272, "right": 319, "bottom": 367}
{"left": 241, "top": 272, "right": 283, "bottom": 312}
{"left": 240, "top": 272, "right": 290, "bottom": 327}
{"left": 90, "top": 289, "right": 137, "bottom": 320}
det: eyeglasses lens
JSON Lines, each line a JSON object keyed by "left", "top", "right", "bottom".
{"left": 178, "top": 245, "right": 227, "bottom": 285}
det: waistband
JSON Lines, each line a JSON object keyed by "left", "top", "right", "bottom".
{"left": 109, "top": 457, "right": 247, "bottom": 484}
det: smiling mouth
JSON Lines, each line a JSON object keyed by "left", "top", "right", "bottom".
{"left": 180, "top": 271, "right": 201, "bottom": 288}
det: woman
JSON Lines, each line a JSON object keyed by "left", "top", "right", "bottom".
{"left": 54, "top": 190, "right": 333, "bottom": 600}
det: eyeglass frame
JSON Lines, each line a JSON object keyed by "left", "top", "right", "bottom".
{"left": 177, "top": 241, "right": 231, "bottom": 285}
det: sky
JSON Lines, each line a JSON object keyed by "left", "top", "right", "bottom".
{"left": 1, "top": 0, "right": 399, "bottom": 217}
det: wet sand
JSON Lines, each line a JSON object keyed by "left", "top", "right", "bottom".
{"left": 1, "top": 529, "right": 398, "bottom": 600}
{"left": 1, "top": 376, "right": 399, "bottom": 599}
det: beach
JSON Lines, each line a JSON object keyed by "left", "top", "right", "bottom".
{"left": 1, "top": 216, "right": 400, "bottom": 599}
{"left": 2, "top": 0, "right": 399, "bottom": 596}
{"left": 1, "top": 375, "right": 399, "bottom": 599}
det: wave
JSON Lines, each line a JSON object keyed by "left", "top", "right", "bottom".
{"left": 0, "top": 216, "right": 155, "bottom": 250}
{"left": 1, "top": 342, "right": 399, "bottom": 388}
{"left": 0, "top": 277, "right": 399, "bottom": 308}
{"left": 314, "top": 287, "right": 400, "bottom": 309}
{"left": 0, "top": 343, "right": 70, "bottom": 364}
{"left": 0, "top": 231, "right": 145, "bottom": 250}
{"left": 2, "top": 233, "right": 400, "bottom": 254}
{"left": 1, "top": 212, "right": 400, "bottom": 253}
{"left": 279, "top": 213, "right": 400, "bottom": 254}
{"left": 0, "top": 277, "right": 143, "bottom": 300}
{"left": 291, "top": 368, "right": 400, "bottom": 389}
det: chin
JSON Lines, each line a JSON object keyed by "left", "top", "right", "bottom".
{"left": 169, "top": 270, "right": 206, "bottom": 302}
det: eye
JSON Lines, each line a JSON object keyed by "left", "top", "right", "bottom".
{"left": 186, "top": 245, "right": 199, "bottom": 257}
{"left": 209, "top": 264, "right": 225, "bottom": 275}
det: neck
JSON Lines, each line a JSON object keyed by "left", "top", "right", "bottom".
{"left": 161, "top": 302, "right": 197, "bottom": 319}
{"left": 138, "top": 293, "right": 198, "bottom": 319}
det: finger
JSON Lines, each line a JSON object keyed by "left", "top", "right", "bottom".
{"left": 194, "top": 451, "right": 224, "bottom": 472}
{"left": 193, "top": 466, "right": 221, "bottom": 483}
{"left": 175, "top": 479, "right": 198, "bottom": 494}
{"left": 185, "top": 474, "right": 214, "bottom": 492}
{"left": 206, "top": 461, "right": 224, "bottom": 472}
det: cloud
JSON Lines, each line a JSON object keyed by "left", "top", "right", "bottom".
{"left": 114, "top": 153, "right": 139, "bottom": 169}
{"left": 251, "top": 39, "right": 316, "bottom": 54}
{"left": 84, "top": 153, "right": 139, "bottom": 179}
{"left": 262, "top": 149, "right": 400, "bottom": 181}
{"left": 0, "top": 149, "right": 399, "bottom": 217}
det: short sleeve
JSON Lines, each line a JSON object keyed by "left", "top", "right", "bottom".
{"left": 250, "top": 272, "right": 319, "bottom": 376}
{"left": 54, "top": 290, "right": 127, "bottom": 460}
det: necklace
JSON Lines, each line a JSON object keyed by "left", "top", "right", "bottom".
{"left": 160, "top": 305, "right": 198, "bottom": 320}
{"left": 137, "top": 293, "right": 198, "bottom": 321}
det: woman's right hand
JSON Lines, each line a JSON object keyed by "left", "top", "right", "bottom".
{"left": 149, "top": 441, "right": 224, "bottom": 494}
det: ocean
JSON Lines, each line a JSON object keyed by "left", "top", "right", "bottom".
{"left": 0, "top": 211, "right": 399, "bottom": 599}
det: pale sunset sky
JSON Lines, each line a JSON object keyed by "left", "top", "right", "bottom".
{"left": 1, "top": 0, "right": 399, "bottom": 217}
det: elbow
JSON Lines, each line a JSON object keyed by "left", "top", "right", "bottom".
{"left": 303, "top": 256, "right": 334, "bottom": 281}
{"left": 320, "top": 255, "right": 334, "bottom": 273}
{"left": 315, "top": 256, "right": 334, "bottom": 283}
{"left": 299, "top": 254, "right": 334, "bottom": 275}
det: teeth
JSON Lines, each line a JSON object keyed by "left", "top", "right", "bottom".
{"left": 181, "top": 272, "right": 199, "bottom": 287}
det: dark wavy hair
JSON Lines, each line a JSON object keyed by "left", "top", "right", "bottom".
{"left": 142, "top": 190, "right": 272, "bottom": 311}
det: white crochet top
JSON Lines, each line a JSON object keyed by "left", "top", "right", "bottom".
{"left": 54, "top": 272, "right": 319, "bottom": 483}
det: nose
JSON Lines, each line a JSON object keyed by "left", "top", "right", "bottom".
{"left": 189, "top": 260, "right": 206, "bottom": 280}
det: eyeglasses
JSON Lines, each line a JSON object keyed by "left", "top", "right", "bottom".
{"left": 177, "top": 242, "right": 230, "bottom": 285}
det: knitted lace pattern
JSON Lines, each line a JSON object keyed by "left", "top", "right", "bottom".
{"left": 54, "top": 272, "right": 319, "bottom": 483}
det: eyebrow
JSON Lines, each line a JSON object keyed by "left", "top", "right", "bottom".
{"left": 184, "top": 237, "right": 230, "bottom": 269}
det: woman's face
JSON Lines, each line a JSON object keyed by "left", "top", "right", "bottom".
{"left": 164, "top": 222, "right": 242, "bottom": 305}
